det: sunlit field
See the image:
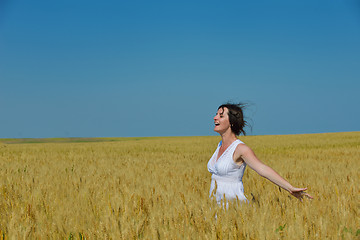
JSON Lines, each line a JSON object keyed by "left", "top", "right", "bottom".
{"left": 0, "top": 132, "right": 359, "bottom": 239}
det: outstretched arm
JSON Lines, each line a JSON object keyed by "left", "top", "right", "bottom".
{"left": 234, "top": 144, "right": 313, "bottom": 201}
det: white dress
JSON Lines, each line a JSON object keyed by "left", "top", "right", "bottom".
{"left": 207, "top": 139, "right": 247, "bottom": 203}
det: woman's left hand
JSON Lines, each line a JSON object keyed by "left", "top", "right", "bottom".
{"left": 290, "top": 187, "right": 313, "bottom": 201}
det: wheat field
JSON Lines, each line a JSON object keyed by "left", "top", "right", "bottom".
{"left": 0, "top": 132, "right": 359, "bottom": 239}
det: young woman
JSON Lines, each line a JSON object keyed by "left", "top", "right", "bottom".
{"left": 207, "top": 103, "right": 313, "bottom": 204}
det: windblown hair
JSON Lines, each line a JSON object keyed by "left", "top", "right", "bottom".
{"left": 218, "top": 103, "right": 248, "bottom": 136}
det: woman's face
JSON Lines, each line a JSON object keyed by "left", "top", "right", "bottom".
{"left": 213, "top": 107, "right": 231, "bottom": 134}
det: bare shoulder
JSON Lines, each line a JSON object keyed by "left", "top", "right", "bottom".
{"left": 235, "top": 143, "right": 254, "bottom": 155}
{"left": 233, "top": 143, "right": 255, "bottom": 163}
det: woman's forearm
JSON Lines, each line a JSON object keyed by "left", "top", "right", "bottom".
{"left": 257, "top": 165, "right": 294, "bottom": 192}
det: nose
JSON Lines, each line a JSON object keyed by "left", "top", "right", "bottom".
{"left": 213, "top": 114, "right": 218, "bottom": 121}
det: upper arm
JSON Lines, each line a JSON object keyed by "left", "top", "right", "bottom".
{"left": 234, "top": 144, "right": 267, "bottom": 176}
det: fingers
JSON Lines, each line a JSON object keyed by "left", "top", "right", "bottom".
{"left": 293, "top": 187, "right": 314, "bottom": 199}
{"left": 298, "top": 191, "right": 313, "bottom": 200}
{"left": 291, "top": 188, "right": 313, "bottom": 201}
{"left": 304, "top": 192, "right": 313, "bottom": 199}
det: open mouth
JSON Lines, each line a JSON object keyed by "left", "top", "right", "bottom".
{"left": 214, "top": 123, "right": 220, "bottom": 126}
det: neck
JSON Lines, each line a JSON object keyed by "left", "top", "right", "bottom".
{"left": 220, "top": 130, "right": 237, "bottom": 147}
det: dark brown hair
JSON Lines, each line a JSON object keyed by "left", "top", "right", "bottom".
{"left": 218, "top": 103, "right": 248, "bottom": 136}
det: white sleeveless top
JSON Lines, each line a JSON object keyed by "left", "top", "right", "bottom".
{"left": 207, "top": 139, "right": 247, "bottom": 203}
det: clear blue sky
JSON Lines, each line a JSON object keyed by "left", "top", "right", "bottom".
{"left": 1, "top": 0, "right": 359, "bottom": 138}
